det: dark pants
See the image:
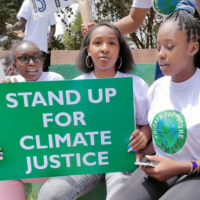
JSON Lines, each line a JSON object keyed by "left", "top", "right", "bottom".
{"left": 110, "top": 167, "right": 200, "bottom": 200}
{"left": 155, "top": 62, "right": 163, "bottom": 80}
{"left": 42, "top": 48, "right": 51, "bottom": 72}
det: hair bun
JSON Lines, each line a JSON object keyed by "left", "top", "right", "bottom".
{"left": 175, "top": 0, "right": 196, "bottom": 16}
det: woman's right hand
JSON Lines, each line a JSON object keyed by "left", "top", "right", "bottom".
{"left": 0, "top": 148, "right": 3, "bottom": 160}
{"left": 1, "top": 77, "right": 18, "bottom": 83}
{"left": 13, "top": 30, "right": 24, "bottom": 38}
{"left": 141, "top": 156, "right": 181, "bottom": 181}
{"left": 81, "top": 22, "right": 96, "bottom": 37}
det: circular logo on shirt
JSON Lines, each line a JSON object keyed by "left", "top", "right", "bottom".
{"left": 152, "top": 110, "right": 187, "bottom": 154}
{"left": 152, "top": 0, "right": 180, "bottom": 16}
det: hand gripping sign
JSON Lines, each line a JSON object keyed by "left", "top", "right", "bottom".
{"left": 78, "top": 0, "right": 94, "bottom": 25}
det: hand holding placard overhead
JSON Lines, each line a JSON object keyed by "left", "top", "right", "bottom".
{"left": 78, "top": 0, "right": 94, "bottom": 25}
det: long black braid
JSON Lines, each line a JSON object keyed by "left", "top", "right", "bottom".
{"left": 165, "top": 4, "right": 200, "bottom": 68}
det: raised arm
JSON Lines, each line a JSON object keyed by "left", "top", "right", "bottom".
{"left": 82, "top": 7, "right": 149, "bottom": 36}
{"left": 113, "top": 7, "right": 149, "bottom": 35}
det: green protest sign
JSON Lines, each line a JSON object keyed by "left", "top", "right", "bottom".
{"left": 0, "top": 77, "right": 136, "bottom": 181}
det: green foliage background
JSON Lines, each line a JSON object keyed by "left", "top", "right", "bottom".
{"left": 0, "top": 0, "right": 22, "bottom": 50}
{"left": 56, "top": 0, "right": 162, "bottom": 50}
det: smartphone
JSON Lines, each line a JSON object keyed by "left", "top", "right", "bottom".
{"left": 0, "top": 62, "right": 6, "bottom": 82}
{"left": 135, "top": 159, "right": 159, "bottom": 168}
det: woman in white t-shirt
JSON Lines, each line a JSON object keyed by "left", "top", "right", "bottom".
{"left": 0, "top": 40, "right": 64, "bottom": 200}
{"left": 110, "top": 1, "right": 200, "bottom": 200}
{"left": 82, "top": 0, "right": 200, "bottom": 80}
{"left": 2, "top": 40, "right": 64, "bottom": 83}
{"left": 38, "top": 22, "right": 153, "bottom": 200}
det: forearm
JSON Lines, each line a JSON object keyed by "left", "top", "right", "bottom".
{"left": 113, "top": 7, "right": 149, "bottom": 35}
{"left": 6, "top": 18, "right": 27, "bottom": 33}
{"left": 114, "top": 15, "right": 137, "bottom": 35}
{"left": 12, "top": 22, "right": 25, "bottom": 31}
{"left": 48, "top": 25, "right": 56, "bottom": 39}
{"left": 141, "top": 140, "right": 155, "bottom": 156}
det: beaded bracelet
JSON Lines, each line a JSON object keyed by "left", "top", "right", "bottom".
{"left": 187, "top": 161, "right": 193, "bottom": 176}
{"left": 188, "top": 160, "right": 199, "bottom": 176}
{"left": 191, "top": 160, "right": 199, "bottom": 176}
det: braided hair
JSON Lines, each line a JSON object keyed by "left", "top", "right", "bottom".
{"left": 165, "top": 0, "right": 200, "bottom": 68}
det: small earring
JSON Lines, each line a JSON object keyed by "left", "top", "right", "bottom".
{"left": 86, "top": 55, "right": 94, "bottom": 68}
{"left": 116, "top": 57, "right": 122, "bottom": 69}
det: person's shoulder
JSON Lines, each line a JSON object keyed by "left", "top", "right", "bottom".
{"left": 117, "top": 72, "right": 149, "bottom": 88}
{"left": 148, "top": 76, "right": 170, "bottom": 97}
{"left": 74, "top": 72, "right": 93, "bottom": 80}
{"left": 22, "top": 0, "right": 31, "bottom": 8}
{"left": 74, "top": 74, "right": 85, "bottom": 80}
{"left": 17, "top": 0, "right": 31, "bottom": 19}
{"left": 150, "top": 76, "right": 170, "bottom": 88}
{"left": 40, "top": 72, "right": 64, "bottom": 81}
{"left": 12, "top": 75, "right": 25, "bottom": 82}
{"left": 196, "top": 67, "right": 200, "bottom": 75}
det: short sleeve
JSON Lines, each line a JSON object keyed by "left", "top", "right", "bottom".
{"left": 133, "top": 76, "right": 149, "bottom": 126}
{"left": 53, "top": 74, "right": 64, "bottom": 80}
{"left": 41, "top": 72, "right": 65, "bottom": 81}
{"left": 132, "top": 0, "right": 151, "bottom": 8}
{"left": 17, "top": 0, "right": 31, "bottom": 21}
{"left": 48, "top": 14, "right": 57, "bottom": 26}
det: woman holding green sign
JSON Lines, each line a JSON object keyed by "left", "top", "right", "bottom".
{"left": 0, "top": 40, "right": 64, "bottom": 200}
{"left": 38, "top": 22, "right": 153, "bottom": 200}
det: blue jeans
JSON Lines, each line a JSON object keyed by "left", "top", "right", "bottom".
{"left": 155, "top": 62, "right": 164, "bottom": 80}
{"left": 38, "top": 172, "right": 132, "bottom": 200}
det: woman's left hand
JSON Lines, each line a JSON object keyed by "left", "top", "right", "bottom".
{"left": 141, "top": 155, "right": 180, "bottom": 181}
{"left": 1, "top": 77, "right": 18, "bottom": 83}
{"left": 127, "top": 129, "right": 147, "bottom": 152}
{"left": 0, "top": 148, "right": 3, "bottom": 160}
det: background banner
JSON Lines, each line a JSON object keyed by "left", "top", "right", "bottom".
{"left": 30, "top": 0, "right": 77, "bottom": 20}
{"left": 0, "top": 78, "right": 136, "bottom": 181}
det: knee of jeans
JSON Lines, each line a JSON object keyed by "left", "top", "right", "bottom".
{"left": 38, "top": 177, "right": 76, "bottom": 200}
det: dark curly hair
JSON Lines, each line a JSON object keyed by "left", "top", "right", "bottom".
{"left": 165, "top": 0, "right": 200, "bottom": 68}
{"left": 76, "top": 22, "right": 135, "bottom": 73}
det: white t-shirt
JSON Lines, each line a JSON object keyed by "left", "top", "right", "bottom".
{"left": 133, "top": 0, "right": 198, "bottom": 18}
{"left": 17, "top": 0, "right": 57, "bottom": 52}
{"left": 147, "top": 68, "right": 200, "bottom": 162}
{"left": 12, "top": 72, "right": 64, "bottom": 82}
{"left": 75, "top": 71, "right": 149, "bottom": 126}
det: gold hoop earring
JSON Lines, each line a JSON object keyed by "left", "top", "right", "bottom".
{"left": 86, "top": 55, "right": 94, "bottom": 68}
{"left": 116, "top": 57, "right": 122, "bottom": 69}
